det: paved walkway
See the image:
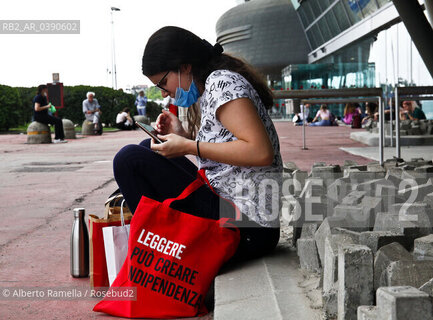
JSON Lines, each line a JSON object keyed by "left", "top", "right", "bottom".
{"left": 0, "top": 123, "right": 373, "bottom": 319}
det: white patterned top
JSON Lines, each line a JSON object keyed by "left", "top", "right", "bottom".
{"left": 197, "top": 70, "right": 283, "bottom": 227}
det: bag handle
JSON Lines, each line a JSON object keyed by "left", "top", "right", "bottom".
{"left": 217, "top": 217, "right": 240, "bottom": 238}
{"left": 120, "top": 199, "right": 130, "bottom": 240}
{"left": 120, "top": 199, "right": 126, "bottom": 226}
{"left": 162, "top": 175, "right": 205, "bottom": 208}
{"left": 104, "top": 193, "right": 123, "bottom": 206}
{"left": 104, "top": 194, "right": 124, "bottom": 219}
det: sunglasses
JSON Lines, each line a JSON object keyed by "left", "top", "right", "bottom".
{"left": 155, "top": 71, "right": 170, "bottom": 93}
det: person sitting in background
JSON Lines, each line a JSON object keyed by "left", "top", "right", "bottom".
{"left": 309, "top": 104, "right": 332, "bottom": 126}
{"left": 362, "top": 102, "right": 377, "bottom": 127}
{"left": 343, "top": 103, "right": 361, "bottom": 125}
{"left": 293, "top": 103, "right": 310, "bottom": 126}
{"left": 82, "top": 92, "right": 102, "bottom": 133}
{"left": 374, "top": 99, "right": 395, "bottom": 121}
{"left": 400, "top": 100, "right": 426, "bottom": 121}
{"left": 33, "top": 84, "right": 67, "bottom": 143}
{"left": 116, "top": 108, "right": 136, "bottom": 130}
{"left": 135, "top": 90, "right": 148, "bottom": 116}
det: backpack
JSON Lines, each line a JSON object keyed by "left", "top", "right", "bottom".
{"left": 352, "top": 114, "right": 362, "bottom": 128}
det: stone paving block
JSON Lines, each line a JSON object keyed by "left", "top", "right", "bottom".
{"left": 357, "top": 305, "right": 378, "bottom": 320}
{"left": 374, "top": 212, "right": 431, "bottom": 240}
{"left": 386, "top": 168, "right": 404, "bottom": 180}
{"left": 300, "top": 223, "right": 320, "bottom": 239}
{"left": 292, "top": 169, "right": 308, "bottom": 196}
{"left": 361, "top": 196, "right": 382, "bottom": 221}
{"left": 359, "top": 231, "right": 409, "bottom": 256}
{"left": 419, "top": 278, "right": 433, "bottom": 297}
{"left": 376, "top": 286, "right": 433, "bottom": 320}
{"left": 344, "top": 160, "right": 358, "bottom": 168}
{"left": 313, "top": 162, "right": 327, "bottom": 168}
{"left": 374, "top": 242, "right": 413, "bottom": 291}
{"left": 298, "top": 195, "right": 328, "bottom": 224}
{"left": 346, "top": 171, "right": 386, "bottom": 184}
{"left": 314, "top": 217, "right": 342, "bottom": 265}
{"left": 283, "top": 161, "right": 299, "bottom": 173}
{"left": 323, "top": 286, "right": 338, "bottom": 318}
{"left": 398, "top": 181, "right": 433, "bottom": 203}
{"left": 297, "top": 237, "right": 321, "bottom": 273}
{"left": 342, "top": 191, "right": 367, "bottom": 205}
{"left": 367, "top": 163, "right": 386, "bottom": 173}
{"left": 323, "top": 234, "right": 354, "bottom": 294}
{"left": 381, "top": 260, "right": 433, "bottom": 289}
{"left": 334, "top": 227, "right": 361, "bottom": 243}
{"left": 311, "top": 165, "right": 343, "bottom": 182}
{"left": 415, "top": 165, "right": 433, "bottom": 173}
{"left": 414, "top": 234, "right": 433, "bottom": 260}
{"left": 425, "top": 192, "right": 433, "bottom": 209}
{"left": 333, "top": 205, "right": 373, "bottom": 231}
{"left": 338, "top": 244, "right": 373, "bottom": 320}
{"left": 391, "top": 203, "right": 433, "bottom": 235}
{"left": 328, "top": 177, "right": 353, "bottom": 203}
{"left": 300, "top": 178, "right": 326, "bottom": 198}
{"left": 401, "top": 170, "right": 430, "bottom": 186}
{"left": 355, "top": 179, "right": 390, "bottom": 196}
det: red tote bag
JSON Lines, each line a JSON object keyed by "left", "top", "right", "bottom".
{"left": 93, "top": 169, "right": 240, "bottom": 318}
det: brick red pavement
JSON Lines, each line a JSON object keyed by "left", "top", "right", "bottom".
{"left": 0, "top": 123, "right": 370, "bottom": 319}
{"left": 274, "top": 122, "right": 371, "bottom": 170}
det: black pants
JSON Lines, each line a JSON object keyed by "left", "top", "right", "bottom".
{"left": 113, "top": 139, "right": 279, "bottom": 262}
{"left": 34, "top": 113, "right": 64, "bottom": 140}
{"left": 116, "top": 120, "right": 136, "bottom": 130}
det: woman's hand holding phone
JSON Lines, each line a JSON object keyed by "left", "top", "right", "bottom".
{"left": 150, "top": 133, "right": 193, "bottom": 158}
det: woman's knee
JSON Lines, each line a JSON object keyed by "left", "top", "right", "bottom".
{"left": 138, "top": 138, "right": 151, "bottom": 148}
{"left": 113, "top": 144, "right": 155, "bottom": 173}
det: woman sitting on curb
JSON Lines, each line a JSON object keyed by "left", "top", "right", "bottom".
{"left": 116, "top": 108, "right": 136, "bottom": 130}
{"left": 343, "top": 103, "right": 362, "bottom": 125}
{"left": 309, "top": 104, "right": 333, "bottom": 126}
{"left": 113, "top": 26, "right": 283, "bottom": 262}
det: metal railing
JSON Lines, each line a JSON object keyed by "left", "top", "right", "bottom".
{"left": 273, "top": 88, "right": 385, "bottom": 164}
{"left": 394, "top": 86, "right": 433, "bottom": 159}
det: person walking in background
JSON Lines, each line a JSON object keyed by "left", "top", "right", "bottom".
{"left": 82, "top": 92, "right": 102, "bottom": 133}
{"left": 116, "top": 108, "right": 136, "bottom": 130}
{"left": 400, "top": 100, "right": 426, "bottom": 121}
{"left": 310, "top": 104, "right": 332, "bottom": 126}
{"left": 33, "top": 84, "right": 67, "bottom": 143}
{"left": 135, "top": 89, "right": 148, "bottom": 116}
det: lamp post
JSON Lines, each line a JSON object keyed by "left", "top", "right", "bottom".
{"left": 110, "top": 7, "right": 120, "bottom": 90}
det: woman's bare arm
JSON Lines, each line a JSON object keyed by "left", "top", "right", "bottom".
{"left": 153, "top": 98, "right": 275, "bottom": 167}
{"left": 34, "top": 102, "right": 50, "bottom": 112}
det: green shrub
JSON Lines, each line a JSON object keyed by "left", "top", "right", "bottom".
{"left": 0, "top": 85, "right": 163, "bottom": 130}
{"left": 0, "top": 85, "right": 21, "bottom": 130}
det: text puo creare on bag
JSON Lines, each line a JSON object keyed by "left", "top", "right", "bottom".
{"left": 93, "top": 169, "right": 240, "bottom": 318}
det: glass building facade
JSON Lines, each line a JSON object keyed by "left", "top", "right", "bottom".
{"left": 272, "top": 0, "right": 433, "bottom": 119}
{"left": 296, "top": 0, "right": 391, "bottom": 51}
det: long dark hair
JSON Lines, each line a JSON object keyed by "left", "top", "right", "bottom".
{"left": 142, "top": 26, "right": 274, "bottom": 138}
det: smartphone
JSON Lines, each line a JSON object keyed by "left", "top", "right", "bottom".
{"left": 136, "top": 122, "right": 164, "bottom": 144}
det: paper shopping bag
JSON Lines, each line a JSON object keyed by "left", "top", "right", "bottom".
{"left": 102, "top": 200, "right": 131, "bottom": 286}
{"left": 89, "top": 195, "right": 132, "bottom": 290}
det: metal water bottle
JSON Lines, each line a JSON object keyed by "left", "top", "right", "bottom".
{"left": 70, "top": 208, "right": 89, "bottom": 277}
